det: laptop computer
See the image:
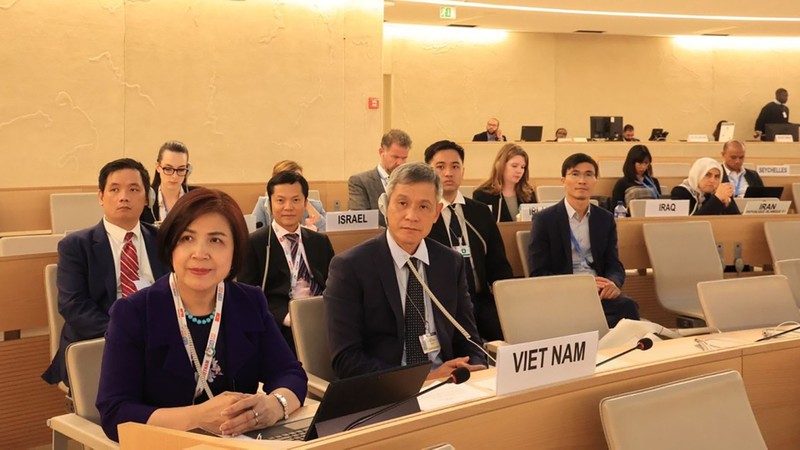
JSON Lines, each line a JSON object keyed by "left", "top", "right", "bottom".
{"left": 744, "top": 186, "right": 783, "bottom": 198}
{"left": 520, "top": 126, "right": 543, "bottom": 142}
{"left": 250, "top": 361, "right": 432, "bottom": 441}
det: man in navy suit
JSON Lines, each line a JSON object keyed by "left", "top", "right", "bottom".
{"left": 239, "top": 171, "right": 335, "bottom": 354}
{"left": 527, "top": 153, "right": 639, "bottom": 328}
{"left": 42, "top": 158, "right": 167, "bottom": 387}
{"left": 325, "top": 162, "right": 487, "bottom": 380}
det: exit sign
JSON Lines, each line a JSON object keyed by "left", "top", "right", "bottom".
{"left": 440, "top": 6, "right": 456, "bottom": 19}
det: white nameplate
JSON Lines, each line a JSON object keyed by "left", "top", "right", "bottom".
{"left": 775, "top": 134, "right": 794, "bottom": 143}
{"left": 518, "top": 203, "right": 556, "bottom": 222}
{"left": 687, "top": 134, "right": 709, "bottom": 142}
{"left": 742, "top": 200, "right": 791, "bottom": 215}
{"left": 757, "top": 165, "right": 791, "bottom": 176}
{"left": 572, "top": 137, "right": 588, "bottom": 142}
{"left": 644, "top": 199, "right": 690, "bottom": 217}
{"left": 325, "top": 210, "right": 380, "bottom": 231}
{"left": 556, "top": 138, "right": 572, "bottom": 142}
{"left": 496, "top": 331, "right": 598, "bottom": 396}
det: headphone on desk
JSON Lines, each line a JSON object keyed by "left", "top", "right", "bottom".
{"left": 260, "top": 196, "right": 273, "bottom": 291}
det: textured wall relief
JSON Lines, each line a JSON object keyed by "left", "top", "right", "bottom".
{"left": 88, "top": 52, "right": 155, "bottom": 107}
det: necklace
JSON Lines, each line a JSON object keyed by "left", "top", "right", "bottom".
{"left": 186, "top": 309, "right": 215, "bottom": 325}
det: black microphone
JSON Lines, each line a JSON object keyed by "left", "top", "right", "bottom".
{"left": 756, "top": 324, "right": 800, "bottom": 342}
{"left": 343, "top": 367, "right": 471, "bottom": 432}
{"left": 596, "top": 338, "right": 653, "bottom": 367}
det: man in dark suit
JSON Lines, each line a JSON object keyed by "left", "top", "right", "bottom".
{"left": 239, "top": 171, "right": 335, "bottom": 354}
{"left": 755, "top": 88, "right": 789, "bottom": 140}
{"left": 472, "top": 117, "right": 507, "bottom": 142}
{"left": 425, "top": 140, "right": 513, "bottom": 341}
{"left": 326, "top": 162, "right": 487, "bottom": 380}
{"left": 527, "top": 153, "right": 639, "bottom": 328}
{"left": 720, "top": 139, "right": 764, "bottom": 197}
{"left": 42, "top": 158, "right": 167, "bottom": 387}
{"left": 348, "top": 129, "right": 412, "bottom": 227}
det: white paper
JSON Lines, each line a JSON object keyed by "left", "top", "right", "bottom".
{"left": 417, "top": 383, "right": 492, "bottom": 411}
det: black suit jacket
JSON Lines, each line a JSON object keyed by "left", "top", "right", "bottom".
{"left": 472, "top": 189, "right": 537, "bottom": 223}
{"left": 755, "top": 101, "right": 789, "bottom": 135}
{"left": 42, "top": 221, "right": 166, "bottom": 385}
{"left": 472, "top": 132, "right": 507, "bottom": 142}
{"left": 324, "top": 233, "right": 486, "bottom": 379}
{"left": 140, "top": 185, "right": 200, "bottom": 224}
{"left": 427, "top": 198, "right": 513, "bottom": 298}
{"left": 528, "top": 200, "right": 625, "bottom": 289}
{"left": 238, "top": 226, "right": 335, "bottom": 332}
{"left": 721, "top": 167, "right": 765, "bottom": 190}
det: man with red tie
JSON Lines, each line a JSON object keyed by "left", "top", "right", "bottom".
{"left": 42, "top": 158, "right": 167, "bottom": 388}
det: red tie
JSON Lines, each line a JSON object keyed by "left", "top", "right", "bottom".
{"left": 120, "top": 232, "right": 140, "bottom": 297}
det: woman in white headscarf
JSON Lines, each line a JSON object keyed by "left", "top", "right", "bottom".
{"left": 671, "top": 157, "right": 740, "bottom": 215}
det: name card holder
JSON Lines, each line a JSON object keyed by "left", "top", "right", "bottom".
{"left": 757, "top": 165, "right": 791, "bottom": 176}
{"left": 496, "top": 331, "right": 598, "bottom": 396}
{"left": 775, "top": 134, "right": 794, "bottom": 143}
{"left": 687, "top": 134, "right": 709, "bottom": 142}
{"left": 644, "top": 199, "right": 690, "bottom": 217}
{"left": 326, "top": 210, "right": 380, "bottom": 231}
{"left": 517, "top": 203, "right": 557, "bottom": 222}
{"left": 742, "top": 200, "right": 791, "bottom": 215}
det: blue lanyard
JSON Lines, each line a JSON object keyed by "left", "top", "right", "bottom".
{"left": 641, "top": 176, "right": 660, "bottom": 199}
{"left": 569, "top": 228, "right": 593, "bottom": 268}
{"left": 730, "top": 172, "right": 744, "bottom": 196}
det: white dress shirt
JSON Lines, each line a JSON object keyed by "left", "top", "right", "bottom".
{"left": 564, "top": 201, "right": 597, "bottom": 277}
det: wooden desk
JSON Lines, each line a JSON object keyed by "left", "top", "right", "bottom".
{"left": 118, "top": 333, "right": 800, "bottom": 449}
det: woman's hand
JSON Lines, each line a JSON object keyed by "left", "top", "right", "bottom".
{"left": 218, "top": 393, "right": 284, "bottom": 436}
{"left": 715, "top": 182, "right": 734, "bottom": 205}
{"left": 194, "top": 391, "right": 248, "bottom": 434}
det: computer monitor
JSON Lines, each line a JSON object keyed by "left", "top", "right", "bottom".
{"left": 520, "top": 126, "right": 543, "bottom": 142}
{"left": 764, "top": 123, "right": 799, "bottom": 142}
{"left": 648, "top": 128, "right": 669, "bottom": 141}
{"left": 590, "top": 116, "right": 623, "bottom": 141}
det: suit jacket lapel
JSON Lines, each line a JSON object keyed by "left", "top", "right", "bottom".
{"left": 300, "top": 229, "right": 326, "bottom": 287}
{"left": 142, "top": 224, "right": 164, "bottom": 278}
{"left": 555, "top": 201, "right": 573, "bottom": 273}
{"left": 588, "top": 206, "right": 605, "bottom": 272}
{"left": 92, "top": 222, "right": 117, "bottom": 303}
{"left": 376, "top": 233, "right": 405, "bottom": 338}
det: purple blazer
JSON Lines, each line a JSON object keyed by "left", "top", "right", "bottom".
{"left": 96, "top": 275, "right": 308, "bottom": 441}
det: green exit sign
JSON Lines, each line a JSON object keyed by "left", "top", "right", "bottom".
{"left": 440, "top": 6, "right": 456, "bottom": 20}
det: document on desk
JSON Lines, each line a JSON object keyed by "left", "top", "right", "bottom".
{"left": 418, "top": 383, "right": 492, "bottom": 411}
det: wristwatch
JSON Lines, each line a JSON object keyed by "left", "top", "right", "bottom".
{"left": 273, "top": 392, "right": 289, "bottom": 420}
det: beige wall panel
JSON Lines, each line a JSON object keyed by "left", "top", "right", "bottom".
{"left": 0, "top": 0, "right": 125, "bottom": 187}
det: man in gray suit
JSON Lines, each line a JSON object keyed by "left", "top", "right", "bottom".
{"left": 348, "top": 129, "right": 412, "bottom": 226}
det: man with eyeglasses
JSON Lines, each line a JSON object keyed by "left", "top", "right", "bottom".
{"left": 472, "top": 117, "right": 506, "bottom": 142}
{"left": 43, "top": 159, "right": 167, "bottom": 388}
{"left": 526, "top": 153, "right": 639, "bottom": 328}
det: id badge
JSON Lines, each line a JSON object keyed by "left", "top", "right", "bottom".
{"left": 454, "top": 244, "right": 472, "bottom": 258}
{"left": 419, "top": 333, "right": 441, "bottom": 354}
{"left": 783, "top": 111, "right": 788, "bottom": 119}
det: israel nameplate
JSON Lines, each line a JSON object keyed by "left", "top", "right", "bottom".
{"left": 496, "top": 331, "right": 598, "bottom": 396}
{"left": 326, "top": 210, "right": 380, "bottom": 231}
{"left": 757, "top": 165, "right": 791, "bottom": 176}
{"left": 518, "top": 203, "right": 556, "bottom": 222}
{"left": 742, "top": 200, "right": 791, "bottom": 215}
{"left": 644, "top": 199, "right": 690, "bottom": 217}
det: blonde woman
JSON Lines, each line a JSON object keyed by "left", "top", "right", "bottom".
{"left": 472, "top": 143, "right": 536, "bottom": 222}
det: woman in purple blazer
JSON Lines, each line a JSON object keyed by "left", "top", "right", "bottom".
{"left": 97, "top": 188, "right": 307, "bottom": 441}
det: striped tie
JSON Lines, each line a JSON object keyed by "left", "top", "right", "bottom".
{"left": 120, "top": 232, "right": 140, "bottom": 297}
{"left": 284, "top": 233, "right": 322, "bottom": 296}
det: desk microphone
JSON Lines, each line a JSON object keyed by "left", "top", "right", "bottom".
{"left": 596, "top": 338, "right": 653, "bottom": 367}
{"left": 756, "top": 324, "right": 800, "bottom": 342}
{"left": 343, "top": 367, "right": 471, "bottom": 432}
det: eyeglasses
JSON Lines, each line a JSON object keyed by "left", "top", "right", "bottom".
{"left": 159, "top": 165, "right": 191, "bottom": 177}
{"left": 566, "top": 171, "right": 597, "bottom": 180}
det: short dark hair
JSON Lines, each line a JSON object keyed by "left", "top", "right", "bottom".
{"left": 157, "top": 188, "right": 248, "bottom": 280}
{"left": 153, "top": 140, "right": 190, "bottom": 191}
{"left": 777, "top": 88, "right": 788, "bottom": 96}
{"left": 267, "top": 171, "right": 310, "bottom": 199}
{"left": 622, "top": 145, "right": 653, "bottom": 181}
{"left": 423, "top": 140, "right": 465, "bottom": 163}
{"left": 98, "top": 158, "right": 151, "bottom": 196}
{"left": 561, "top": 153, "right": 599, "bottom": 177}
{"left": 623, "top": 124, "right": 635, "bottom": 133}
